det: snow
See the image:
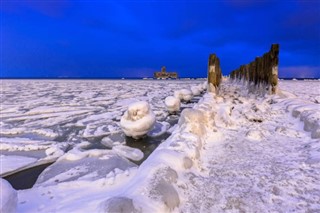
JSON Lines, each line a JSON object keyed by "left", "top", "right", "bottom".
{"left": 164, "top": 96, "right": 180, "bottom": 113}
{"left": 0, "top": 178, "right": 17, "bottom": 213}
{"left": 120, "top": 101, "right": 156, "bottom": 139}
{"left": 1, "top": 79, "right": 319, "bottom": 212}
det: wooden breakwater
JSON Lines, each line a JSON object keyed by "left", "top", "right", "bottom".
{"left": 207, "top": 54, "right": 222, "bottom": 93}
{"left": 230, "top": 44, "right": 279, "bottom": 94}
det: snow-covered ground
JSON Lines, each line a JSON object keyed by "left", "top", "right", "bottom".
{"left": 1, "top": 79, "right": 319, "bottom": 212}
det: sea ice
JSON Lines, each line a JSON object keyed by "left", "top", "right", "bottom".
{"left": 0, "top": 155, "right": 38, "bottom": 175}
{"left": 112, "top": 145, "right": 144, "bottom": 161}
{"left": 35, "top": 151, "right": 136, "bottom": 186}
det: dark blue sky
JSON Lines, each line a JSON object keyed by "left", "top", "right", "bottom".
{"left": 1, "top": 0, "right": 320, "bottom": 78}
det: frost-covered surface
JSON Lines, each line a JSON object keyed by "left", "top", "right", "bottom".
{"left": 1, "top": 79, "right": 202, "bottom": 175}
{"left": 4, "top": 79, "right": 320, "bottom": 212}
{"left": 0, "top": 178, "right": 17, "bottom": 213}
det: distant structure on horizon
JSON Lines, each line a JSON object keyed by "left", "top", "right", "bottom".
{"left": 154, "top": 66, "right": 178, "bottom": 79}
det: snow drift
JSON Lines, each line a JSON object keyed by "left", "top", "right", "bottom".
{"left": 0, "top": 178, "right": 17, "bottom": 213}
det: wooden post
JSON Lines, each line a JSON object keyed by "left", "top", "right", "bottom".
{"left": 208, "top": 54, "right": 222, "bottom": 93}
{"left": 229, "top": 44, "right": 279, "bottom": 94}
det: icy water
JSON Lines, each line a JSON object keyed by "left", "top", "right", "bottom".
{"left": 1, "top": 79, "right": 204, "bottom": 188}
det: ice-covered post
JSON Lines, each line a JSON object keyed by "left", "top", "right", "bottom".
{"left": 269, "top": 44, "right": 279, "bottom": 94}
{"left": 207, "top": 53, "right": 222, "bottom": 93}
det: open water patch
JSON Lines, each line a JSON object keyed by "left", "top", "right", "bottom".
{"left": 3, "top": 163, "right": 53, "bottom": 190}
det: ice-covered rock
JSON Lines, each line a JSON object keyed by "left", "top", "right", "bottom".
{"left": 180, "top": 89, "right": 193, "bottom": 102}
{"left": 164, "top": 96, "right": 181, "bottom": 113}
{"left": 174, "top": 89, "right": 193, "bottom": 102}
{"left": 120, "top": 101, "right": 156, "bottom": 139}
{"left": 0, "top": 178, "right": 17, "bottom": 213}
{"left": 191, "top": 86, "right": 201, "bottom": 96}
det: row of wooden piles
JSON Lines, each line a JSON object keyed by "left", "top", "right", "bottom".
{"left": 207, "top": 44, "right": 280, "bottom": 94}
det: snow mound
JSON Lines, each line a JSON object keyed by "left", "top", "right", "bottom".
{"left": 246, "top": 130, "right": 264, "bottom": 141}
{"left": 164, "top": 96, "right": 181, "bottom": 113}
{"left": 174, "top": 89, "right": 193, "bottom": 102}
{"left": 120, "top": 101, "right": 156, "bottom": 139}
{"left": 0, "top": 178, "right": 17, "bottom": 213}
{"left": 215, "top": 104, "right": 233, "bottom": 127}
{"left": 201, "top": 82, "right": 207, "bottom": 91}
{"left": 179, "top": 108, "right": 207, "bottom": 137}
{"left": 98, "top": 197, "right": 139, "bottom": 213}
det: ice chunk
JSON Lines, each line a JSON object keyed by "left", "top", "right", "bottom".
{"left": 112, "top": 145, "right": 144, "bottom": 161}
{"left": 148, "top": 121, "right": 170, "bottom": 137}
{"left": 35, "top": 152, "right": 136, "bottom": 186}
{"left": 0, "top": 155, "right": 38, "bottom": 175}
{"left": 120, "top": 101, "right": 156, "bottom": 139}
{"left": 0, "top": 178, "right": 17, "bottom": 213}
{"left": 164, "top": 96, "right": 181, "bottom": 113}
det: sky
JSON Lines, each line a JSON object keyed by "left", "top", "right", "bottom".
{"left": 1, "top": 0, "right": 320, "bottom": 78}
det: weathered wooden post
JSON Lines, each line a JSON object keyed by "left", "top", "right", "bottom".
{"left": 208, "top": 54, "right": 222, "bottom": 93}
{"left": 229, "top": 43, "right": 279, "bottom": 94}
{"left": 269, "top": 44, "right": 279, "bottom": 94}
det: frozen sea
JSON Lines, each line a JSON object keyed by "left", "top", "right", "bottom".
{"left": 1, "top": 79, "right": 203, "bottom": 177}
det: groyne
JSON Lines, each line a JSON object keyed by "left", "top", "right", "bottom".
{"left": 230, "top": 44, "right": 279, "bottom": 94}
